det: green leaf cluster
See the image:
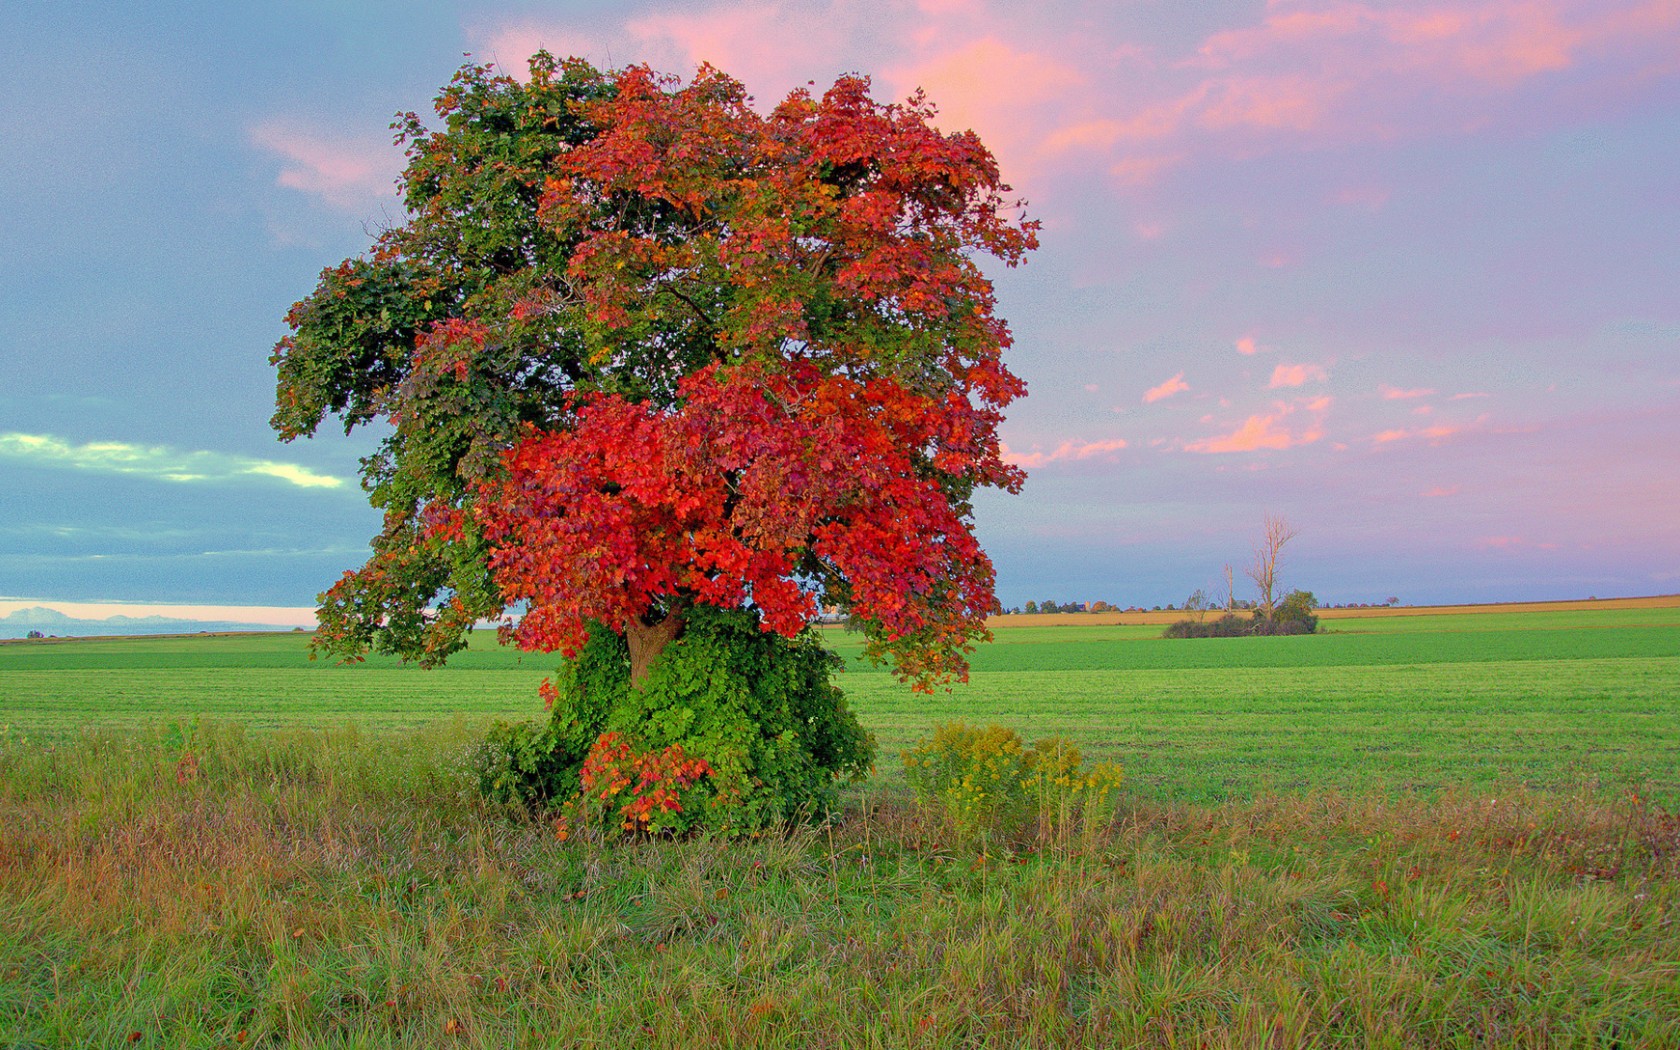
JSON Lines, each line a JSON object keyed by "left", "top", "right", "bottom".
{"left": 473, "top": 607, "right": 874, "bottom": 832}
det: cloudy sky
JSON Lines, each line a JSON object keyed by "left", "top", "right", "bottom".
{"left": 3, "top": 0, "right": 1677, "bottom": 625}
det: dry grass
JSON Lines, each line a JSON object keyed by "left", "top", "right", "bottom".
{"left": 4, "top": 725, "right": 1678, "bottom": 1047}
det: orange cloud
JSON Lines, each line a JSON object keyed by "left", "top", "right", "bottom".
{"left": 1269, "top": 362, "right": 1329, "bottom": 388}
{"left": 1143, "top": 372, "right": 1190, "bottom": 403}
{"left": 1422, "top": 485, "right": 1461, "bottom": 497}
{"left": 1002, "top": 437, "right": 1129, "bottom": 469}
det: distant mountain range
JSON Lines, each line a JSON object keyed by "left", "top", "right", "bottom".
{"left": 0, "top": 606, "right": 301, "bottom": 639}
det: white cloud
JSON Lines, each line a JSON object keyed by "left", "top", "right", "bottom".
{"left": 0, "top": 433, "right": 347, "bottom": 490}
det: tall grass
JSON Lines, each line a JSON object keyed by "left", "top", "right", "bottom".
{"left": 3, "top": 724, "right": 1676, "bottom": 1047}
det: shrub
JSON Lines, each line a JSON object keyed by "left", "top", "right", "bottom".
{"left": 473, "top": 606, "right": 874, "bottom": 834}
{"left": 1162, "top": 613, "right": 1252, "bottom": 638}
{"left": 1163, "top": 595, "right": 1318, "bottom": 639}
{"left": 1272, "top": 589, "right": 1320, "bottom": 633}
{"left": 902, "top": 723, "right": 1123, "bottom": 843}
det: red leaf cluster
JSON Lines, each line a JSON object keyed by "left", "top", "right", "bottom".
{"left": 572, "top": 731, "right": 712, "bottom": 833}
{"left": 478, "top": 359, "right": 1015, "bottom": 688}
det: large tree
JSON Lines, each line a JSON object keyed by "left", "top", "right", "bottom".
{"left": 273, "top": 54, "right": 1035, "bottom": 696}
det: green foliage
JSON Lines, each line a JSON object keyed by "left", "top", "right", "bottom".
{"left": 1273, "top": 588, "right": 1320, "bottom": 633}
{"left": 473, "top": 607, "right": 874, "bottom": 831}
{"left": 902, "top": 722, "right": 1122, "bottom": 841}
{"left": 273, "top": 56, "right": 619, "bottom": 667}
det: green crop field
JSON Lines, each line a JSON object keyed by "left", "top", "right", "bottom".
{"left": 4, "top": 603, "right": 1679, "bottom": 1047}
{"left": 4, "top": 603, "right": 1678, "bottom": 804}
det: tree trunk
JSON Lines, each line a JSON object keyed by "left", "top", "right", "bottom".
{"left": 625, "top": 609, "right": 686, "bottom": 688}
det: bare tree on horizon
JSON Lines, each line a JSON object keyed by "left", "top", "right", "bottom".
{"left": 1247, "top": 514, "right": 1300, "bottom": 620}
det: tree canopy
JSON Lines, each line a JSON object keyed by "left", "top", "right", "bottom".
{"left": 273, "top": 54, "right": 1036, "bottom": 690}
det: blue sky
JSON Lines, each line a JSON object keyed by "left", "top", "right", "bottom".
{"left": 2, "top": 0, "right": 1677, "bottom": 626}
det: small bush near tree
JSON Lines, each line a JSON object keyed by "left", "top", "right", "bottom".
{"left": 902, "top": 722, "right": 1123, "bottom": 843}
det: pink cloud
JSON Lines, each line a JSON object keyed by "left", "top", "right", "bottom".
{"left": 1335, "top": 185, "right": 1393, "bottom": 210}
{"left": 1110, "top": 153, "right": 1185, "bottom": 187}
{"left": 1185, "top": 414, "right": 1298, "bottom": 453}
{"left": 1143, "top": 372, "right": 1190, "bottom": 403}
{"left": 1192, "top": 1, "right": 1628, "bottom": 88}
{"left": 885, "top": 37, "right": 1085, "bottom": 172}
{"left": 478, "top": 25, "right": 601, "bottom": 76}
{"left": 626, "top": 6, "right": 864, "bottom": 98}
{"left": 1381, "top": 384, "right": 1437, "bottom": 399}
{"left": 1198, "top": 75, "right": 1334, "bottom": 132}
{"left": 1269, "top": 362, "right": 1329, "bottom": 388}
{"left": 248, "top": 122, "right": 401, "bottom": 211}
{"left": 1045, "top": 91, "right": 1211, "bottom": 150}
{"left": 1372, "top": 424, "right": 1464, "bottom": 445}
{"left": 1184, "top": 396, "right": 1332, "bottom": 453}
{"left": 1235, "top": 335, "right": 1262, "bottom": 355}
{"left": 1478, "top": 534, "right": 1560, "bottom": 550}
{"left": 1002, "top": 437, "right": 1129, "bottom": 469}
{"left": 1422, "top": 484, "right": 1461, "bottom": 497}
{"left": 1026, "top": 0, "right": 1680, "bottom": 200}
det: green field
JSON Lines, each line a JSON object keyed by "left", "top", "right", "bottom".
{"left": 3, "top": 606, "right": 1679, "bottom": 1047}
{"left": 5, "top": 604, "right": 1678, "bottom": 804}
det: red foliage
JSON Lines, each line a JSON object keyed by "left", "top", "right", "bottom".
{"left": 478, "top": 360, "right": 1018, "bottom": 687}
{"left": 567, "top": 731, "right": 713, "bottom": 834}
{"left": 471, "top": 64, "right": 1033, "bottom": 689}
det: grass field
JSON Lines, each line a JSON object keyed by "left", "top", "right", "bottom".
{"left": 2, "top": 601, "right": 1678, "bottom": 1046}
{"left": 5, "top": 601, "right": 1678, "bottom": 804}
